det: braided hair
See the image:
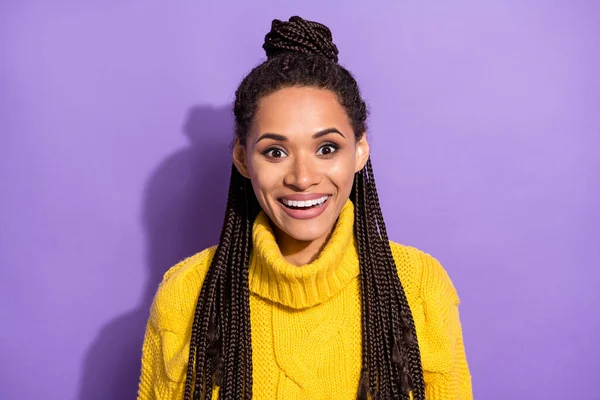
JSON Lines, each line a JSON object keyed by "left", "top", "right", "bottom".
{"left": 184, "top": 16, "right": 425, "bottom": 400}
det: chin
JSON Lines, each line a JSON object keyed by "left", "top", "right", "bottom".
{"left": 281, "top": 221, "right": 332, "bottom": 242}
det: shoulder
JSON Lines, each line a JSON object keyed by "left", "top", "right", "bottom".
{"left": 388, "top": 241, "right": 460, "bottom": 307}
{"left": 150, "top": 246, "right": 218, "bottom": 330}
{"left": 389, "top": 241, "right": 467, "bottom": 375}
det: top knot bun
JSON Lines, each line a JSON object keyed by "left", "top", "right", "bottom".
{"left": 262, "top": 16, "right": 339, "bottom": 63}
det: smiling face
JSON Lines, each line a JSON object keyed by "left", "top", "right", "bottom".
{"left": 233, "top": 86, "right": 369, "bottom": 244}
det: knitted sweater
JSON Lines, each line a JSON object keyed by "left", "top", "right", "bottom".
{"left": 137, "top": 200, "right": 472, "bottom": 399}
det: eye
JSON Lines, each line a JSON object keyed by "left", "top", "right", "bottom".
{"left": 316, "top": 143, "right": 339, "bottom": 156}
{"left": 263, "top": 147, "right": 288, "bottom": 159}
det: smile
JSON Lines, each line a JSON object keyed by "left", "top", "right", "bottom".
{"left": 278, "top": 195, "right": 332, "bottom": 220}
{"left": 281, "top": 195, "right": 329, "bottom": 208}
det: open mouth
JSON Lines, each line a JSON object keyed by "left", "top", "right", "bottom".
{"left": 277, "top": 195, "right": 332, "bottom": 220}
{"left": 279, "top": 195, "right": 330, "bottom": 210}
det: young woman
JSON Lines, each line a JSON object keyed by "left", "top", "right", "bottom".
{"left": 138, "top": 16, "right": 472, "bottom": 400}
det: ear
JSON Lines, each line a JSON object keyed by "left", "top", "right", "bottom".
{"left": 354, "top": 132, "right": 370, "bottom": 173}
{"left": 232, "top": 137, "right": 251, "bottom": 179}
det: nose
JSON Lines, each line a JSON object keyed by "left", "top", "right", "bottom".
{"left": 283, "top": 153, "right": 320, "bottom": 191}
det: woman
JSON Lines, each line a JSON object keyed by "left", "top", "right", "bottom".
{"left": 138, "top": 16, "right": 472, "bottom": 400}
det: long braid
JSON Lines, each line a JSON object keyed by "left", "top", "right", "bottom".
{"left": 230, "top": 181, "right": 252, "bottom": 399}
{"left": 353, "top": 159, "right": 426, "bottom": 399}
{"left": 366, "top": 160, "right": 425, "bottom": 396}
{"left": 183, "top": 165, "right": 257, "bottom": 400}
{"left": 221, "top": 191, "right": 242, "bottom": 396}
{"left": 354, "top": 172, "right": 377, "bottom": 399}
{"left": 368, "top": 163, "right": 398, "bottom": 397}
{"left": 358, "top": 167, "right": 390, "bottom": 397}
{"left": 355, "top": 163, "right": 386, "bottom": 398}
{"left": 239, "top": 178, "right": 254, "bottom": 399}
{"left": 188, "top": 171, "right": 232, "bottom": 399}
{"left": 364, "top": 161, "right": 401, "bottom": 398}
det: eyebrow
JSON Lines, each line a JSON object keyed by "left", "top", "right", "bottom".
{"left": 255, "top": 128, "right": 345, "bottom": 144}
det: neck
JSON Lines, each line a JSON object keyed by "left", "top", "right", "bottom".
{"left": 272, "top": 221, "right": 333, "bottom": 266}
{"left": 248, "top": 198, "right": 359, "bottom": 309}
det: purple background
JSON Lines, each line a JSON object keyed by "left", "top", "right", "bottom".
{"left": 1, "top": 1, "right": 599, "bottom": 399}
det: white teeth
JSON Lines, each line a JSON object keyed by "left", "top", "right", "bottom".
{"left": 282, "top": 196, "right": 329, "bottom": 208}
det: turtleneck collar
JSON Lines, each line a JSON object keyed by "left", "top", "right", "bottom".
{"left": 248, "top": 199, "right": 359, "bottom": 309}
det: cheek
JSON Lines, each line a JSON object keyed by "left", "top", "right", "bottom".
{"left": 326, "top": 153, "right": 357, "bottom": 188}
{"left": 247, "top": 157, "right": 280, "bottom": 195}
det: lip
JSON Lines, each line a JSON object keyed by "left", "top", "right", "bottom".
{"left": 278, "top": 195, "right": 332, "bottom": 220}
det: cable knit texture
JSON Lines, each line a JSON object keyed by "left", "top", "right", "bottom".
{"left": 137, "top": 200, "right": 472, "bottom": 399}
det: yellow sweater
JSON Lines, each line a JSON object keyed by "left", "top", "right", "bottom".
{"left": 138, "top": 200, "right": 472, "bottom": 399}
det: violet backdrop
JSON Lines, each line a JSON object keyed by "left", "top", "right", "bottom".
{"left": 1, "top": 1, "right": 599, "bottom": 399}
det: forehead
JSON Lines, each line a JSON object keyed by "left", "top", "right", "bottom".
{"left": 251, "top": 87, "right": 352, "bottom": 137}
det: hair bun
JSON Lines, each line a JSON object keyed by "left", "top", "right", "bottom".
{"left": 262, "top": 16, "right": 339, "bottom": 63}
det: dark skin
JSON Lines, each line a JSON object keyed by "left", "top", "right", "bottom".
{"left": 233, "top": 86, "right": 370, "bottom": 265}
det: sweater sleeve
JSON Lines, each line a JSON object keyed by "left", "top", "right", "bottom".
{"left": 416, "top": 250, "right": 473, "bottom": 400}
{"left": 137, "top": 246, "right": 217, "bottom": 400}
{"left": 137, "top": 318, "right": 183, "bottom": 399}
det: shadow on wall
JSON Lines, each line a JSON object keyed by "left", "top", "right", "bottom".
{"left": 77, "top": 105, "right": 234, "bottom": 400}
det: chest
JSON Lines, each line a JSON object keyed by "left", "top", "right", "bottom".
{"left": 248, "top": 277, "right": 363, "bottom": 399}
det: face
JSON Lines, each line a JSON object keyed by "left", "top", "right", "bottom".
{"left": 233, "top": 86, "right": 369, "bottom": 243}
